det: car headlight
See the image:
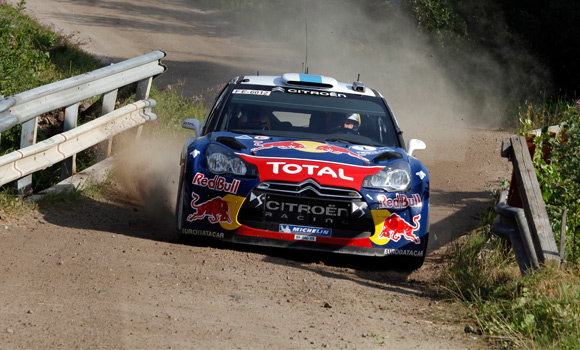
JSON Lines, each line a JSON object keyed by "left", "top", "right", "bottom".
{"left": 206, "top": 144, "right": 258, "bottom": 176}
{"left": 363, "top": 161, "right": 411, "bottom": 192}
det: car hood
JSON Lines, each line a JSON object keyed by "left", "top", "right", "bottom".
{"left": 208, "top": 132, "right": 408, "bottom": 166}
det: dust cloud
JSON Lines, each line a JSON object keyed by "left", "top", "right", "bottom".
{"left": 109, "top": 1, "right": 545, "bottom": 218}
{"left": 111, "top": 134, "right": 183, "bottom": 230}
{"left": 228, "top": 0, "right": 547, "bottom": 161}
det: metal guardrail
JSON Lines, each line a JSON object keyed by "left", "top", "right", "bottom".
{"left": 0, "top": 99, "right": 157, "bottom": 186}
{"left": 0, "top": 50, "right": 166, "bottom": 193}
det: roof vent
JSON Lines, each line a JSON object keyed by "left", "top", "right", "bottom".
{"left": 282, "top": 73, "right": 337, "bottom": 88}
{"left": 353, "top": 81, "right": 366, "bottom": 92}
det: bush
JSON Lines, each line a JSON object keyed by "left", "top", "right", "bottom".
{"left": 525, "top": 100, "right": 580, "bottom": 265}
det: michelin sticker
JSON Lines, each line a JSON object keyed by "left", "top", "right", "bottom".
{"left": 280, "top": 224, "right": 331, "bottom": 237}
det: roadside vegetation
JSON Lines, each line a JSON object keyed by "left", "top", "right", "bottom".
{"left": 407, "top": 1, "right": 580, "bottom": 348}
{"left": 1, "top": 1, "right": 579, "bottom": 348}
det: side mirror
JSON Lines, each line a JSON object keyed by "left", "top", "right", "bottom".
{"left": 181, "top": 118, "right": 201, "bottom": 137}
{"left": 407, "top": 139, "right": 426, "bottom": 157}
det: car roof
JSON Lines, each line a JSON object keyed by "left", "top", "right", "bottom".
{"left": 235, "top": 73, "right": 379, "bottom": 97}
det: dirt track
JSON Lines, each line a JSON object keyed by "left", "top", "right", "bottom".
{"left": 1, "top": 1, "right": 513, "bottom": 348}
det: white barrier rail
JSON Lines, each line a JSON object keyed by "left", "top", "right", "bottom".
{"left": 0, "top": 51, "right": 166, "bottom": 193}
{"left": 0, "top": 99, "right": 156, "bottom": 187}
{"left": 0, "top": 51, "right": 166, "bottom": 132}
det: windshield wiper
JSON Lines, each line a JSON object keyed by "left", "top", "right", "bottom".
{"left": 325, "top": 138, "right": 365, "bottom": 144}
{"left": 325, "top": 137, "right": 384, "bottom": 147}
{"left": 229, "top": 129, "right": 268, "bottom": 136}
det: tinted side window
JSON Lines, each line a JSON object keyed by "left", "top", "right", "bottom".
{"left": 202, "top": 84, "right": 231, "bottom": 134}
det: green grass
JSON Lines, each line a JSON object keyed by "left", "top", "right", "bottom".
{"left": 441, "top": 229, "right": 580, "bottom": 349}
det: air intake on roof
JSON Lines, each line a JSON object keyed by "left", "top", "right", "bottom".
{"left": 282, "top": 73, "right": 337, "bottom": 88}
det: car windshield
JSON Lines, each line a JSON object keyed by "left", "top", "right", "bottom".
{"left": 215, "top": 86, "right": 401, "bottom": 147}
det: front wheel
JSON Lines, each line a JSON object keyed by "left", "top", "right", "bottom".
{"left": 176, "top": 180, "right": 186, "bottom": 236}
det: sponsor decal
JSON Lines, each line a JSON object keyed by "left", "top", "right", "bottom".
{"left": 416, "top": 171, "right": 427, "bottom": 180}
{"left": 192, "top": 173, "right": 240, "bottom": 194}
{"left": 378, "top": 213, "right": 421, "bottom": 244}
{"left": 254, "top": 136, "right": 270, "bottom": 140}
{"left": 294, "top": 235, "right": 317, "bottom": 242}
{"left": 251, "top": 140, "right": 369, "bottom": 163}
{"left": 190, "top": 149, "right": 200, "bottom": 158}
{"left": 181, "top": 228, "right": 225, "bottom": 239}
{"left": 235, "top": 135, "right": 253, "bottom": 140}
{"left": 285, "top": 88, "right": 347, "bottom": 98}
{"left": 377, "top": 193, "right": 422, "bottom": 209}
{"left": 187, "top": 192, "right": 232, "bottom": 224}
{"left": 237, "top": 154, "right": 383, "bottom": 189}
{"left": 232, "top": 89, "right": 271, "bottom": 96}
{"left": 182, "top": 120, "right": 199, "bottom": 129}
{"left": 268, "top": 201, "right": 348, "bottom": 217}
{"left": 267, "top": 161, "right": 354, "bottom": 181}
{"left": 384, "top": 248, "right": 423, "bottom": 257}
{"left": 280, "top": 224, "right": 331, "bottom": 237}
{"left": 265, "top": 200, "right": 352, "bottom": 226}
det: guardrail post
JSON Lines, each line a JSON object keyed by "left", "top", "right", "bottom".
{"left": 134, "top": 77, "right": 153, "bottom": 141}
{"left": 15, "top": 117, "right": 39, "bottom": 195}
{"left": 61, "top": 103, "right": 79, "bottom": 180}
{"left": 97, "top": 90, "right": 118, "bottom": 161}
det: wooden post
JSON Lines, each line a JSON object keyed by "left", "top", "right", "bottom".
{"left": 510, "top": 135, "right": 560, "bottom": 264}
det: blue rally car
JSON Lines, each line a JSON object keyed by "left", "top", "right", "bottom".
{"left": 176, "top": 73, "right": 429, "bottom": 268}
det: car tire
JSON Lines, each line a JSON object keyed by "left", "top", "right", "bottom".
{"left": 176, "top": 180, "right": 185, "bottom": 236}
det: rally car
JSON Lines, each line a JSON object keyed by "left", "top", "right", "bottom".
{"left": 176, "top": 73, "right": 429, "bottom": 269}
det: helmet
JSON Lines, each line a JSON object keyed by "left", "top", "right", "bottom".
{"left": 241, "top": 105, "right": 268, "bottom": 129}
{"left": 346, "top": 113, "right": 360, "bottom": 126}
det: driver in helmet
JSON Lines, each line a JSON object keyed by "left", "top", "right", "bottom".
{"left": 328, "top": 113, "right": 360, "bottom": 134}
{"left": 240, "top": 105, "right": 270, "bottom": 130}
{"left": 343, "top": 113, "right": 360, "bottom": 132}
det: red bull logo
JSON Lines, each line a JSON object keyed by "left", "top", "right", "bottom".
{"left": 378, "top": 213, "right": 421, "bottom": 244}
{"left": 187, "top": 192, "right": 232, "bottom": 224}
{"left": 192, "top": 173, "right": 240, "bottom": 194}
{"left": 252, "top": 141, "right": 308, "bottom": 153}
{"left": 377, "top": 193, "right": 422, "bottom": 209}
{"left": 251, "top": 141, "right": 369, "bottom": 164}
{"left": 312, "top": 144, "right": 369, "bottom": 163}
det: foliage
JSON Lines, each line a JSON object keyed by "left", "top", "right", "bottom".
{"left": 497, "top": 0, "right": 580, "bottom": 96}
{"left": 144, "top": 82, "right": 208, "bottom": 139}
{"left": 441, "top": 230, "right": 580, "bottom": 349}
{"left": 0, "top": 0, "right": 101, "bottom": 157}
{"left": 520, "top": 99, "right": 580, "bottom": 265}
{"left": 0, "top": 0, "right": 55, "bottom": 96}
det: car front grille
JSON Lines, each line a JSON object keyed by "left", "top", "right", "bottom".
{"left": 255, "top": 179, "right": 362, "bottom": 199}
{"left": 238, "top": 180, "right": 374, "bottom": 238}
